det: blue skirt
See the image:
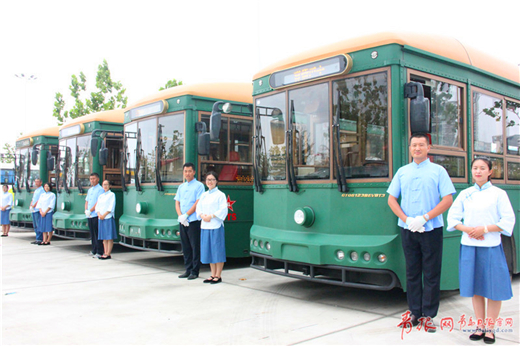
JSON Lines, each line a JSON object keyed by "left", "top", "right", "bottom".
{"left": 98, "top": 218, "right": 117, "bottom": 240}
{"left": 459, "top": 244, "right": 512, "bottom": 301}
{"left": 1, "top": 209, "right": 10, "bottom": 225}
{"left": 201, "top": 225, "right": 226, "bottom": 264}
{"left": 39, "top": 211, "right": 53, "bottom": 233}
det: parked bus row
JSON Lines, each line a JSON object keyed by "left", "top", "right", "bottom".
{"left": 7, "top": 32, "right": 520, "bottom": 292}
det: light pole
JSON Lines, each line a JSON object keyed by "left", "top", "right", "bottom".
{"left": 14, "top": 74, "right": 37, "bottom": 134}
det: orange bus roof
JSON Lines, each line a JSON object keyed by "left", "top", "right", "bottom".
{"left": 253, "top": 32, "right": 520, "bottom": 83}
{"left": 60, "top": 109, "right": 125, "bottom": 129}
{"left": 126, "top": 83, "right": 253, "bottom": 110}
{"left": 18, "top": 126, "right": 60, "bottom": 141}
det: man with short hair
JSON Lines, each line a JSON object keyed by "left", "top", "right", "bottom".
{"left": 175, "top": 163, "right": 205, "bottom": 280}
{"left": 387, "top": 133, "right": 455, "bottom": 332}
{"left": 85, "top": 173, "right": 104, "bottom": 257}
{"left": 30, "top": 178, "right": 44, "bottom": 244}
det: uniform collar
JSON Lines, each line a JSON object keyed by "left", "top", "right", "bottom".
{"left": 208, "top": 187, "right": 219, "bottom": 194}
{"left": 474, "top": 181, "right": 492, "bottom": 191}
{"left": 412, "top": 158, "right": 430, "bottom": 167}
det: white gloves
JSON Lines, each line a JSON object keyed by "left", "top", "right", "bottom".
{"left": 406, "top": 216, "right": 427, "bottom": 233}
{"left": 178, "top": 214, "right": 189, "bottom": 227}
{"left": 85, "top": 210, "right": 91, "bottom": 218}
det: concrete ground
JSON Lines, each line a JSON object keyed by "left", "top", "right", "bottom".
{"left": 2, "top": 228, "right": 519, "bottom": 345}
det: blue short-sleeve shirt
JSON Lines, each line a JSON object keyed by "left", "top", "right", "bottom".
{"left": 31, "top": 186, "right": 45, "bottom": 211}
{"left": 174, "top": 179, "right": 205, "bottom": 222}
{"left": 387, "top": 159, "right": 455, "bottom": 231}
{"left": 85, "top": 184, "right": 104, "bottom": 217}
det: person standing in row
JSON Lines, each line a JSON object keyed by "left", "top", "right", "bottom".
{"left": 96, "top": 180, "right": 117, "bottom": 260}
{"left": 197, "top": 172, "right": 228, "bottom": 284}
{"left": 38, "top": 182, "right": 56, "bottom": 245}
{"left": 29, "top": 178, "right": 44, "bottom": 244}
{"left": 85, "top": 173, "right": 104, "bottom": 257}
{"left": 1, "top": 184, "right": 13, "bottom": 237}
{"left": 447, "top": 157, "right": 515, "bottom": 344}
{"left": 175, "top": 163, "right": 205, "bottom": 280}
{"left": 387, "top": 133, "right": 455, "bottom": 331}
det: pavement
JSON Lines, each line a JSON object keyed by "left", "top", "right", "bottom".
{"left": 2, "top": 227, "right": 519, "bottom": 345}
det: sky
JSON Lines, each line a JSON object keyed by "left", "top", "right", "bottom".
{"left": 1, "top": 0, "right": 519, "bottom": 149}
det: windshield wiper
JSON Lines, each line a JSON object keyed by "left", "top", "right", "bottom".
{"left": 333, "top": 89, "right": 348, "bottom": 193}
{"left": 155, "top": 124, "right": 164, "bottom": 192}
{"left": 252, "top": 108, "right": 263, "bottom": 193}
{"left": 63, "top": 146, "right": 70, "bottom": 194}
{"left": 286, "top": 100, "right": 298, "bottom": 192}
{"left": 135, "top": 128, "right": 142, "bottom": 192}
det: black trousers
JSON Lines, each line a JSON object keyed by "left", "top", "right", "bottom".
{"left": 88, "top": 217, "right": 104, "bottom": 255}
{"left": 400, "top": 227, "right": 443, "bottom": 318}
{"left": 179, "top": 220, "right": 201, "bottom": 275}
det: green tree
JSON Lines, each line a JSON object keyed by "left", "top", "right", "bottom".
{"left": 159, "top": 79, "right": 183, "bottom": 91}
{"left": 52, "top": 60, "right": 128, "bottom": 125}
{"left": 0, "top": 143, "right": 16, "bottom": 164}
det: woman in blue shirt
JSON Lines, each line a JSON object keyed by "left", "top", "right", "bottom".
{"left": 447, "top": 157, "right": 515, "bottom": 344}
{"left": 96, "top": 180, "right": 117, "bottom": 260}
{"left": 37, "top": 183, "right": 56, "bottom": 245}
{"left": 197, "top": 172, "right": 228, "bottom": 284}
{"left": 1, "top": 184, "right": 14, "bottom": 236}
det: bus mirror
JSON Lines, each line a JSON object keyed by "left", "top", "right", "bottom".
{"left": 99, "top": 148, "right": 108, "bottom": 166}
{"left": 47, "top": 156, "right": 55, "bottom": 171}
{"left": 31, "top": 148, "right": 39, "bottom": 165}
{"left": 270, "top": 118, "right": 285, "bottom": 145}
{"left": 210, "top": 102, "right": 223, "bottom": 141}
{"left": 198, "top": 133, "right": 210, "bottom": 156}
{"left": 91, "top": 138, "right": 99, "bottom": 157}
{"left": 405, "top": 82, "right": 431, "bottom": 134}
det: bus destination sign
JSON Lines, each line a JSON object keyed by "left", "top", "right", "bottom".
{"left": 269, "top": 54, "right": 352, "bottom": 89}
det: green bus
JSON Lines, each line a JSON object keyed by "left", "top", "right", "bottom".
{"left": 10, "top": 127, "right": 59, "bottom": 227}
{"left": 248, "top": 32, "right": 520, "bottom": 290}
{"left": 52, "top": 110, "right": 124, "bottom": 239}
{"left": 119, "top": 83, "right": 253, "bottom": 257}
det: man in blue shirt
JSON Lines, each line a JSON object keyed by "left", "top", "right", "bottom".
{"left": 387, "top": 133, "right": 455, "bottom": 332}
{"left": 30, "top": 178, "right": 44, "bottom": 245}
{"left": 175, "top": 163, "right": 205, "bottom": 280}
{"left": 85, "top": 173, "right": 104, "bottom": 257}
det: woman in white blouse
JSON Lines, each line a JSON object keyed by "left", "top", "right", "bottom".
{"left": 37, "top": 182, "right": 56, "bottom": 245}
{"left": 1, "top": 184, "right": 14, "bottom": 236}
{"left": 196, "top": 171, "right": 228, "bottom": 284}
{"left": 447, "top": 157, "right": 515, "bottom": 344}
{"left": 96, "top": 180, "right": 117, "bottom": 260}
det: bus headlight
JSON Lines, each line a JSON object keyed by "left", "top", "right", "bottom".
{"left": 136, "top": 202, "right": 148, "bottom": 214}
{"left": 363, "top": 252, "right": 371, "bottom": 262}
{"left": 265, "top": 242, "right": 271, "bottom": 251}
{"left": 350, "top": 251, "right": 359, "bottom": 261}
{"left": 336, "top": 250, "right": 345, "bottom": 260}
{"left": 378, "top": 254, "right": 387, "bottom": 263}
{"left": 61, "top": 201, "right": 71, "bottom": 211}
{"left": 293, "top": 206, "right": 315, "bottom": 227}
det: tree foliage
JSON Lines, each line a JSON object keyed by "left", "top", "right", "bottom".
{"left": 159, "top": 79, "right": 183, "bottom": 91}
{"left": 0, "top": 143, "right": 16, "bottom": 164}
{"left": 52, "top": 60, "right": 128, "bottom": 125}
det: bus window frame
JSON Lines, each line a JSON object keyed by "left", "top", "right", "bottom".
{"left": 198, "top": 111, "right": 254, "bottom": 186}
{"left": 407, "top": 70, "right": 468, "bottom": 183}
{"left": 472, "top": 88, "right": 520, "bottom": 185}
{"left": 255, "top": 66, "right": 394, "bottom": 185}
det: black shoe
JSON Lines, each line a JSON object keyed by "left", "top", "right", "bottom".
{"left": 210, "top": 277, "right": 222, "bottom": 284}
{"left": 483, "top": 331, "right": 495, "bottom": 344}
{"left": 187, "top": 274, "right": 198, "bottom": 280}
{"left": 469, "top": 328, "right": 485, "bottom": 341}
{"left": 400, "top": 314, "right": 419, "bottom": 327}
{"left": 203, "top": 276, "right": 215, "bottom": 283}
{"left": 31, "top": 241, "right": 41, "bottom": 245}
{"left": 424, "top": 317, "right": 437, "bottom": 333}
{"left": 99, "top": 255, "right": 111, "bottom": 260}
{"left": 178, "top": 272, "right": 190, "bottom": 278}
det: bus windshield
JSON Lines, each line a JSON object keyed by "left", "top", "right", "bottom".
{"left": 77, "top": 135, "right": 92, "bottom": 188}
{"left": 255, "top": 92, "right": 286, "bottom": 181}
{"left": 333, "top": 71, "right": 389, "bottom": 178}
